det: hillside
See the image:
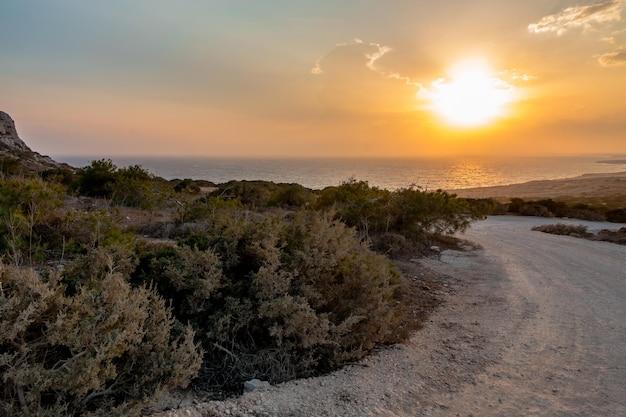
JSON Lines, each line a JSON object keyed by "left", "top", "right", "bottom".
{"left": 0, "top": 110, "right": 67, "bottom": 173}
{"left": 452, "top": 171, "right": 626, "bottom": 202}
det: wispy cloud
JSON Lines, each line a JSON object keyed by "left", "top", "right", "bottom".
{"left": 310, "top": 58, "right": 323, "bottom": 75}
{"left": 499, "top": 69, "right": 537, "bottom": 82}
{"left": 598, "top": 46, "right": 626, "bottom": 66}
{"left": 310, "top": 39, "right": 424, "bottom": 92}
{"left": 528, "top": 0, "right": 624, "bottom": 35}
{"left": 310, "top": 39, "right": 395, "bottom": 76}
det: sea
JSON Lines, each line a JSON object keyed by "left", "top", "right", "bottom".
{"left": 56, "top": 155, "right": 626, "bottom": 191}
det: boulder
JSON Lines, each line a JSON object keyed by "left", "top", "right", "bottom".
{"left": 243, "top": 379, "right": 271, "bottom": 394}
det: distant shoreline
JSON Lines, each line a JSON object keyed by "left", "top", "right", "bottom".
{"left": 55, "top": 155, "right": 626, "bottom": 192}
{"left": 451, "top": 171, "right": 626, "bottom": 200}
{"left": 597, "top": 160, "right": 626, "bottom": 165}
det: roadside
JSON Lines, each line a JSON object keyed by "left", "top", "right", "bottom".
{"left": 150, "top": 216, "right": 626, "bottom": 417}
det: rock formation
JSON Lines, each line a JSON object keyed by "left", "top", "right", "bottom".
{"left": 0, "top": 110, "right": 67, "bottom": 172}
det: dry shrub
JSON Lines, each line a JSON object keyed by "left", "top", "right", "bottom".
{"left": 593, "top": 228, "right": 626, "bottom": 245}
{"left": 532, "top": 223, "right": 592, "bottom": 238}
{"left": 135, "top": 211, "right": 408, "bottom": 393}
{"left": 0, "top": 262, "right": 202, "bottom": 417}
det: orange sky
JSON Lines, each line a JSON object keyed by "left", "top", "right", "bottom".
{"left": 1, "top": 1, "right": 625, "bottom": 158}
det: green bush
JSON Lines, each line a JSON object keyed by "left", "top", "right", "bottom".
{"left": 133, "top": 210, "right": 406, "bottom": 391}
{"left": 41, "top": 167, "right": 76, "bottom": 186}
{"left": 505, "top": 198, "right": 607, "bottom": 221}
{"left": 315, "top": 180, "right": 476, "bottom": 242}
{"left": 0, "top": 262, "right": 202, "bottom": 417}
{"left": 74, "top": 159, "right": 118, "bottom": 198}
{"left": 0, "top": 178, "right": 65, "bottom": 265}
{"left": 0, "top": 157, "right": 21, "bottom": 176}
{"left": 212, "top": 180, "right": 315, "bottom": 209}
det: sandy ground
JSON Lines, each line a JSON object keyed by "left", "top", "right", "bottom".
{"left": 451, "top": 171, "right": 626, "bottom": 200}
{"left": 149, "top": 214, "right": 626, "bottom": 417}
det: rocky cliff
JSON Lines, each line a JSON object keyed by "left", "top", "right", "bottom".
{"left": 0, "top": 110, "right": 67, "bottom": 172}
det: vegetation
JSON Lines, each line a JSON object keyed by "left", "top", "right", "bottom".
{"left": 136, "top": 211, "right": 415, "bottom": 390}
{"left": 0, "top": 261, "right": 201, "bottom": 417}
{"left": 470, "top": 196, "right": 626, "bottom": 223}
{"left": 531, "top": 223, "right": 593, "bottom": 238}
{"left": 533, "top": 223, "right": 626, "bottom": 245}
{"left": 0, "top": 160, "right": 523, "bottom": 414}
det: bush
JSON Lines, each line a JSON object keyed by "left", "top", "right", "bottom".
{"left": 606, "top": 208, "right": 626, "bottom": 223}
{"left": 41, "top": 167, "right": 75, "bottom": 186}
{"left": 0, "top": 178, "right": 65, "bottom": 265}
{"left": 314, "top": 180, "right": 476, "bottom": 243}
{"left": 74, "top": 159, "right": 118, "bottom": 198}
{"left": 0, "top": 157, "right": 21, "bottom": 176}
{"left": 133, "top": 210, "right": 406, "bottom": 392}
{"left": 519, "top": 204, "right": 554, "bottom": 217}
{"left": 505, "top": 198, "right": 607, "bottom": 221}
{"left": 0, "top": 262, "right": 202, "bottom": 417}
{"left": 595, "top": 227, "right": 626, "bottom": 245}
{"left": 211, "top": 180, "right": 315, "bottom": 209}
{"left": 532, "top": 223, "right": 592, "bottom": 238}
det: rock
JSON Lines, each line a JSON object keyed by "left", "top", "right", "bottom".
{"left": 0, "top": 111, "right": 30, "bottom": 151}
{"left": 430, "top": 245, "right": 441, "bottom": 252}
{"left": 0, "top": 110, "right": 68, "bottom": 172}
{"left": 243, "top": 379, "right": 271, "bottom": 394}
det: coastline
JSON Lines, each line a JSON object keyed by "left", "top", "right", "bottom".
{"left": 451, "top": 171, "right": 626, "bottom": 200}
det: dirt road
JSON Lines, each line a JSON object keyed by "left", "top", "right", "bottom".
{"left": 152, "top": 216, "right": 626, "bottom": 417}
{"left": 427, "top": 216, "right": 626, "bottom": 416}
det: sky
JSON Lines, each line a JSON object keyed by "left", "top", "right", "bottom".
{"left": 1, "top": 0, "right": 626, "bottom": 158}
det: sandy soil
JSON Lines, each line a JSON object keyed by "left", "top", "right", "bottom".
{"left": 149, "top": 214, "right": 626, "bottom": 417}
{"left": 451, "top": 171, "right": 626, "bottom": 200}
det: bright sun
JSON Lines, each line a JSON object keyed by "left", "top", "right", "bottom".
{"left": 425, "top": 60, "right": 514, "bottom": 127}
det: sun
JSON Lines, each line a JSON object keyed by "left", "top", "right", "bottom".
{"left": 423, "top": 59, "right": 515, "bottom": 127}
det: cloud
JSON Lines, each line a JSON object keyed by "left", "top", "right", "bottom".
{"left": 310, "top": 58, "right": 323, "bottom": 75}
{"left": 499, "top": 69, "right": 537, "bottom": 83}
{"left": 528, "top": 0, "right": 624, "bottom": 35}
{"left": 310, "top": 39, "right": 394, "bottom": 76}
{"left": 598, "top": 46, "right": 626, "bottom": 66}
{"left": 310, "top": 39, "right": 424, "bottom": 92}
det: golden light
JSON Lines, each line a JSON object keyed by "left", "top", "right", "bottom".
{"left": 423, "top": 59, "right": 515, "bottom": 127}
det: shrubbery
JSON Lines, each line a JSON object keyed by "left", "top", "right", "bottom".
{"left": 212, "top": 180, "right": 315, "bottom": 209}
{"left": 0, "top": 164, "right": 507, "bottom": 411}
{"left": 532, "top": 223, "right": 592, "bottom": 237}
{"left": 0, "top": 178, "right": 65, "bottom": 265}
{"left": 533, "top": 223, "right": 626, "bottom": 245}
{"left": 73, "top": 159, "right": 166, "bottom": 209}
{"left": 0, "top": 261, "right": 202, "bottom": 417}
{"left": 505, "top": 198, "right": 614, "bottom": 222}
{"left": 313, "top": 180, "right": 482, "bottom": 253}
{"left": 133, "top": 211, "right": 407, "bottom": 391}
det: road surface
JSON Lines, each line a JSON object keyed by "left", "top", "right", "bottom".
{"left": 431, "top": 216, "right": 626, "bottom": 416}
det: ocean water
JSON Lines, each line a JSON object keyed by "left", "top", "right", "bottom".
{"left": 57, "top": 155, "right": 626, "bottom": 191}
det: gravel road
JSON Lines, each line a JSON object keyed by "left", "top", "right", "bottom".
{"left": 151, "top": 216, "right": 626, "bottom": 417}
{"left": 428, "top": 216, "right": 626, "bottom": 416}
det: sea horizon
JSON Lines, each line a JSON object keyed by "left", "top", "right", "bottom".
{"left": 55, "top": 155, "right": 626, "bottom": 192}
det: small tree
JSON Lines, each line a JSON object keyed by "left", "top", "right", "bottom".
{"left": 74, "top": 159, "right": 117, "bottom": 198}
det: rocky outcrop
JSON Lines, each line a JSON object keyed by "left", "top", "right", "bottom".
{"left": 0, "top": 110, "right": 67, "bottom": 172}
{"left": 0, "top": 111, "right": 30, "bottom": 151}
